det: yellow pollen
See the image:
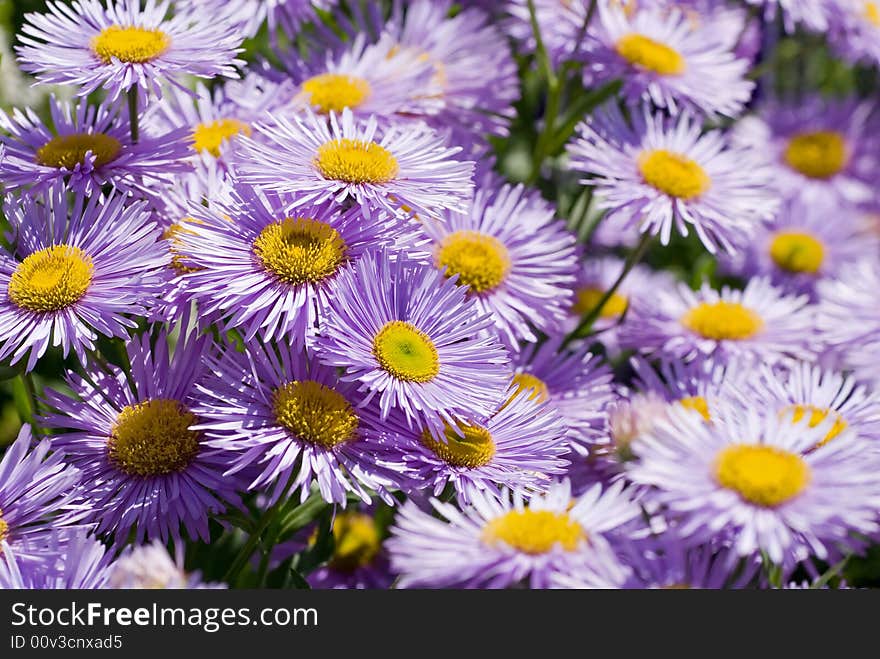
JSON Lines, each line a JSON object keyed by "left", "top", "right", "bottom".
{"left": 109, "top": 399, "right": 200, "bottom": 477}
{"left": 91, "top": 25, "right": 170, "bottom": 64}
{"left": 769, "top": 231, "right": 825, "bottom": 274}
{"left": 783, "top": 404, "right": 849, "bottom": 448}
{"left": 314, "top": 139, "right": 399, "bottom": 184}
{"left": 864, "top": 2, "right": 880, "bottom": 26}
{"left": 420, "top": 421, "right": 496, "bottom": 469}
{"left": 0, "top": 510, "right": 7, "bottom": 545}
{"left": 679, "top": 395, "right": 711, "bottom": 422}
{"left": 784, "top": 131, "right": 848, "bottom": 180}
{"left": 483, "top": 509, "right": 585, "bottom": 555}
{"left": 163, "top": 218, "right": 204, "bottom": 275}
{"left": 272, "top": 380, "right": 359, "bottom": 450}
{"left": 510, "top": 372, "right": 550, "bottom": 404}
{"left": 571, "top": 286, "right": 629, "bottom": 318}
{"left": 329, "top": 512, "right": 381, "bottom": 572}
{"left": 36, "top": 133, "right": 122, "bottom": 170}
{"left": 301, "top": 73, "right": 371, "bottom": 114}
{"left": 253, "top": 218, "right": 348, "bottom": 286}
{"left": 715, "top": 444, "right": 810, "bottom": 507}
{"left": 192, "top": 119, "right": 251, "bottom": 157}
{"left": 638, "top": 149, "right": 711, "bottom": 200}
{"left": 372, "top": 321, "right": 440, "bottom": 383}
{"left": 681, "top": 301, "right": 763, "bottom": 341}
{"left": 616, "top": 33, "right": 686, "bottom": 75}
{"left": 435, "top": 230, "right": 511, "bottom": 294}
{"left": 8, "top": 245, "right": 93, "bottom": 313}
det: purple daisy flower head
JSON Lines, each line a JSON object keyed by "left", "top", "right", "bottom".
{"left": 0, "top": 528, "right": 113, "bottom": 590}
{"left": 177, "top": 182, "right": 414, "bottom": 347}
{"left": 42, "top": 322, "right": 240, "bottom": 544}
{"left": 619, "top": 278, "right": 820, "bottom": 368}
{"left": 195, "top": 341, "right": 411, "bottom": 506}
{"left": 0, "top": 187, "right": 169, "bottom": 372}
{"left": 720, "top": 197, "right": 876, "bottom": 299}
{"left": 0, "top": 425, "right": 83, "bottom": 563}
{"left": 377, "top": 0, "right": 519, "bottom": 139}
{"left": 622, "top": 537, "right": 761, "bottom": 589}
{"left": 568, "top": 103, "right": 777, "bottom": 254}
{"left": 509, "top": 338, "right": 615, "bottom": 453}
{"left": 627, "top": 401, "right": 880, "bottom": 565}
{"left": 316, "top": 250, "right": 511, "bottom": 435}
{"left": 584, "top": 3, "right": 754, "bottom": 118}
{"left": 827, "top": 1, "right": 880, "bottom": 67}
{"left": 732, "top": 97, "right": 879, "bottom": 207}
{"left": 503, "top": 0, "right": 592, "bottom": 67}
{"left": 730, "top": 362, "right": 880, "bottom": 450}
{"left": 234, "top": 108, "right": 474, "bottom": 219}
{"left": 108, "top": 540, "right": 225, "bottom": 589}
{"left": 744, "top": 0, "right": 831, "bottom": 31}
{"left": 376, "top": 390, "right": 569, "bottom": 502}
{"left": 179, "top": 0, "right": 330, "bottom": 39}
{"left": 17, "top": 0, "right": 244, "bottom": 101}
{"left": 387, "top": 479, "right": 640, "bottom": 589}
{"left": 0, "top": 95, "right": 192, "bottom": 198}
{"left": 420, "top": 181, "right": 579, "bottom": 346}
{"left": 816, "top": 259, "right": 880, "bottom": 380}
{"left": 563, "top": 257, "right": 679, "bottom": 351}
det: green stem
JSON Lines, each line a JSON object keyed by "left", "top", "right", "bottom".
{"left": 526, "top": 0, "right": 556, "bottom": 86}
{"left": 21, "top": 373, "right": 42, "bottom": 434}
{"left": 525, "top": 0, "right": 562, "bottom": 185}
{"left": 127, "top": 87, "right": 139, "bottom": 144}
{"left": 562, "top": 232, "right": 652, "bottom": 348}
{"left": 811, "top": 555, "right": 850, "bottom": 590}
{"left": 223, "top": 477, "right": 295, "bottom": 584}
{"left": 547, "top": 79, "right": 622, "bottom": 155}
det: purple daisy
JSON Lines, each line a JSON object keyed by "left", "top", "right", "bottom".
{"left": 568, "top": 103, "right": 777, "bottom": 254}
{"left": 387, "top": 480, "right": 640, "bottom": 589}
{"left": 375, "top": 390, "right": 569, "bottom": 502}
{"left": 744, "top": 0, "right": 831, "bottom": 31}
{"left": 177, "top": 182, "right": 413, "bottom": 347}
{"left": 503, "top": 0, "right": 591, "bottom": 67}
{"left": 17, "top": 0, "right": 244, "bottom": 100}
{"left": 0, "top": 528, "right": 113, "bottom": 590}
{"left": 720, "top": 197, "right": 875, "bottom": 298}
{"left": 628, "top": 402, "right": 880, "bottom": 565}
{"left": 108, "top": 541, "right": 225, "bottom": 589}
{"left": 828, "top": 1, "right": 880, "bottom": 67}
{"left": 0, "top": 95, "right": 191, "bottom": 198}
{"left": 619, "top": 278, "right": 819, "bottom": 368}
{"left": 584, "top": 3, "right": 754, "bottom": 118}
{"left": 179, "top": 0, "right": 330, "bottom": 39}
{"left": 623, "top": 538, "right": 761, "bottom": 589}
{"left": 732, "top": 97, "right": 879, "bottom": 207}
{"left": 305, "top": 510, "right": 394, "bottom": 590}
{"left": 509, "top": 338, "right": 615, "bottom": 453}
{"left": 0, "top": 187, "right": 169, "bottom": 372}
{"left": 0, "top": 425, "right": 83, "bottom": 564}
{"left": 420, "top": 181, "right": 579, "bottom": 346}
{"left": 234, "top": 108, "right": 474, "bottom": 219}
{"left": 42, "top": 324, "right": 240, "bottom": 544}
{"left": 195, "top": 341, "right": 411, "bottom": 506}
{"left": 316, "top": 250, "right": 511, "bottom": 435}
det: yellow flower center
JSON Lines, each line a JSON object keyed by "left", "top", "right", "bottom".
{"left": 329, "top": 513, "right": 381, "bottom": 572}
{"left": 483, "top": 509, "right": 585, "bottom": 555}
{"left": 864, "top": 1, "right": 880, "bottom": 26}
{"left": 638, "top": 149, "right": 711, "bottom": 200}
{"left": 162, "top": 218, "right": 204, "bottom": 275}
{"left": 420, "top": 421, "right": 496, "bottom": 468}
{"left": 681, "top": 301, "right": 763, "bottom": 341}
{"left": 435, "top": 231, "right": 511, "bottom": 294}
{"left": 715, "top": 444, "right": 811, "bottom": 507}
{"left": 769, "top": 231, "right": 825, "bottom": 274}
{"left": 0, "top": 511, "right": 7, "bottom": 545}
{"left": 192, "top": 119, "right": 251, "bottom": 157}
{"left": 783, "top": 131, "right": 848, "bottom": 180}
{"left": 36, "top": 133, "right": 122, "bottom": 170}
{"left": 314, "top": 139, "right": 399, "bottom": 184}
{"left": 301, "top": 74, "right": 371, "bottom": 114}
{"left": 272, "top": 380, "right": 360, "bottom": 450}
{"left": 8, "top": 245, "right": 94, "bottom": 313}
{"left": 253, "top": 218, "right": 348, "bottom": 286}
{"left": 372, "top": 321, "right": 440, "bottom": 383}
{"left": 679, "top": 395, "right": 711, "bottom": 422}
{"left": 91, "top": 25, "right": 170, "bottom": 64}
{"left": 615, "top": 33, "right": 686, "bottom": 75}
{"left": 782, "top": 404, "right": 849, "bottom": 448}
{"left": 109, "top": 399, "right": 200, "bottom": 477}
{"left": 510, "top": 372, "right": 550, "bottom": 404}
{"left": 571, "top": 286, "right": 629, "bottom": 318}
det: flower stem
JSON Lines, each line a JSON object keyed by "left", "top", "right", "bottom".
{"left": 562, "top": 232, "right": 652, "bottom": 348}
{"left": 20, "top": 373, "right": 42, "bottom": 434}
{"left": 127, "top": 87, "right": 140, "bottom": 144}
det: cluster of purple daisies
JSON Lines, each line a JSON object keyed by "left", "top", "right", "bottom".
{"left": 0, "top": 0, "right": 879, "bottom": 590}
